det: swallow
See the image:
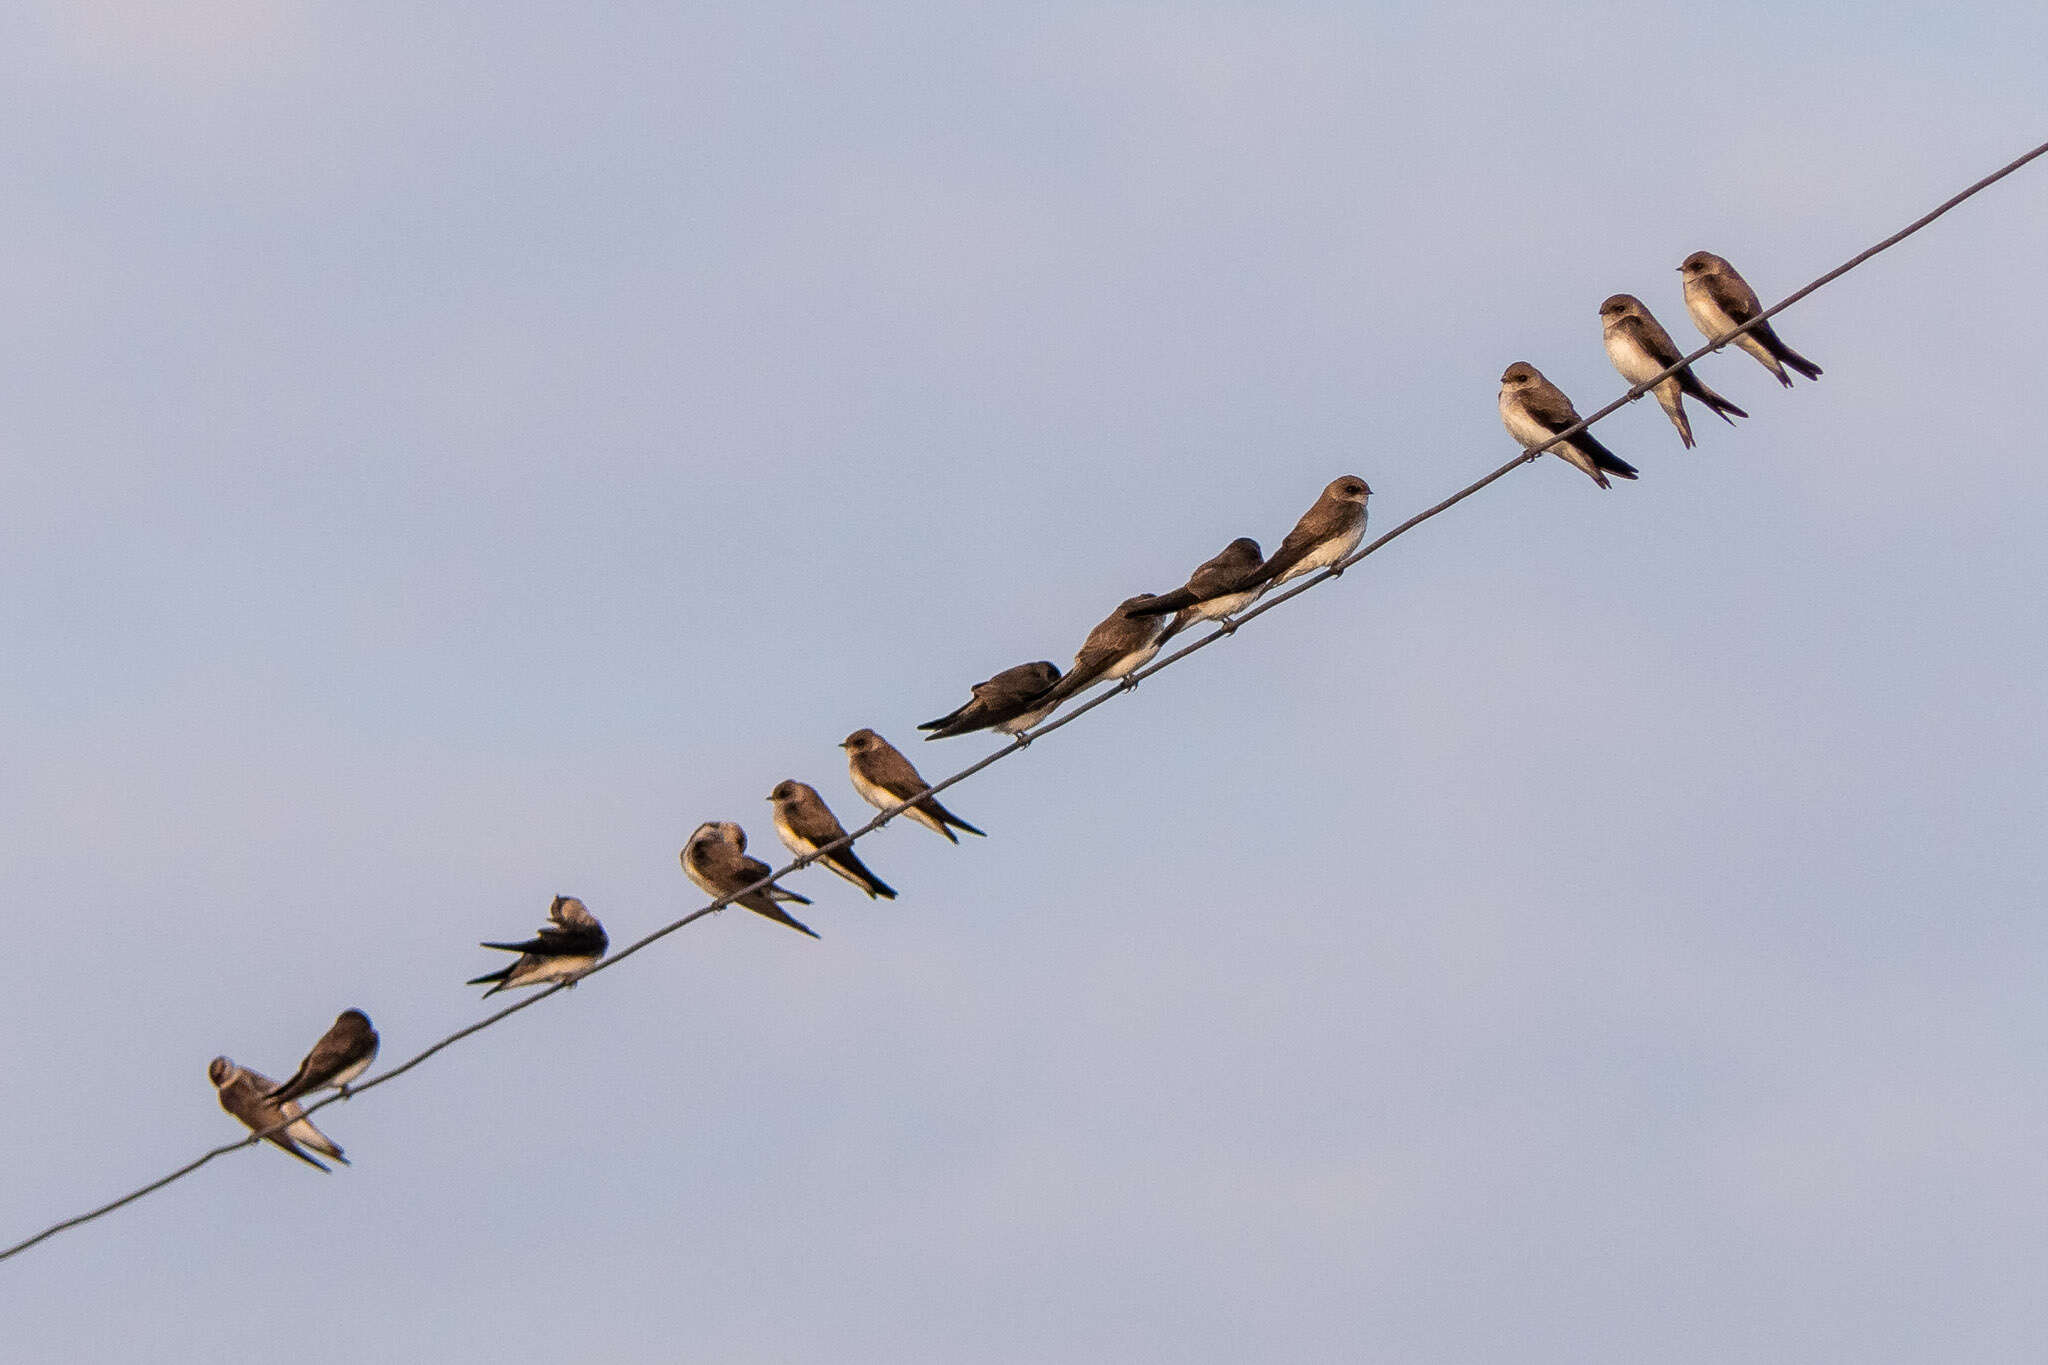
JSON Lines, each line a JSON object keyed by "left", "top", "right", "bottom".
{"left": 1598, "top": 293, "right": 1747, "bottom": 448}
{"left": 1498, "top": 363, "right": 1639, "bottom": 488}
{"left": 768, "top": 779, "right": 896, "bottom": 899}
{"left": 1243, "top": 475, "right": 1373, "bottom": 590}
{"left": 265, "top": 1009, "right": 380, "bottom": 1104}
{"left": 917, "top": 660, "right": 1064, "bottom": 740}
{"left": 682, "top": 821, "right": 820, "bottom": 938}
{"left": 1029, "top": 595, "right": 1174, "bottom": 711}
{"left": 467, "top": 895, "right": 609, "bottom": 996}
{"left": 209, "top": 1056, "right": 348, "bottom": 1172}
{"left": 1122, "top": 536, "right": 1266, "bottom": 636}
{"left": 1679, "top": 251, "right": 1822, "bottom": 387}
{"left": 841, "top": 729, "right": 985, "bottom": 842}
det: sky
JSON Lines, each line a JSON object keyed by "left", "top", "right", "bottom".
{"left": 3, "top": 2, "right": 2047, "bottom": 1360}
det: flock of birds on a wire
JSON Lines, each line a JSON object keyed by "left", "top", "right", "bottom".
{"left": 208, "top": 248, "right": 1824, "bottom": 1172}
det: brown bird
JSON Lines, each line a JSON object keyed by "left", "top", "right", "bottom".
{"left": 1245, "top": 475, "right": 1374, "bottom": 589}
{"left": 841, "top": 728, "right": 985, "bottom": 842}
{"left": 209, "top": 1056, "right": 347, "bottom": 1172}
{"left": 1598, "top": 293, "right": 1747, "bottom": 448}
{"left": 265, "top": 1009, "right": 380, "bottom": 1103}
{"left": 1679, "top": 251, "right": 1822, "bottom": 387}
{"left": 1498, "top": 364, "right": 1639, "bottom": 489}
{"left": 468, "top": 896, "right": 609, "bottom": 996}
{"left": 682, "top": 821, "right": 820, "bottom": 939}
{"left": 1122, "top": 536, "right": 1266, "bottom": 637}
{"left": 767, "top": 779, "right": 896, "bottom": 899}
{"left": 918, "top": 660, "right": 1064, "bottom": 740}
{"left": 1029, "top": 596, "right": 1174, "bottom": 712}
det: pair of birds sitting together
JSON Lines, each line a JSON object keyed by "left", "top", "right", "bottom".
{"left": 1499, "top": 250, "right": 1823, "bottom": 488}
{"left": 208, "top": 1008, "right": 379, "bottom": 1171}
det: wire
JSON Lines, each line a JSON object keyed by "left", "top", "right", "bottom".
{"left": 5, "top": 134, "right": 2043, "bottom": 1268}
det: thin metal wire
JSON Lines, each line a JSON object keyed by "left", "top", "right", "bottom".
{"left": 5, "top": 135, "right": 2043, "bottom": 1268}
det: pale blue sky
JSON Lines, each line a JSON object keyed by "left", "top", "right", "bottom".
{"left": 4, "top": 3, "right": 2047, "bottom": 1360}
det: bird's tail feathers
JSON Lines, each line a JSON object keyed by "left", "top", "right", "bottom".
{"left": 761, "top": 905, "right": 821, "bottom": 939}
{"left": 920, "top": 798, "right": 982, "bottom": 839}
{"left": 1781, "top": 350, "right": 1822, "bottom": 382}
{"left": 1596, "top": 451, "right": 1639, "bottom": 481}
{"left": 1123, "top": 589, "right": 1193, "bottom": 618}
{"left": 915, "top": 706, "right": 967, "bottom": 733}
{"left": 1659, "top": 394, "right": 1697, "bottom": 449}
{"left": 1697, "top": 387, "right": 1747, "bottom": 424}
{"left": 274, "top": 1140, "right": 332, "bottom": 1173}
{"left": 834, "top": 851, "right": 897, "bottom": 900}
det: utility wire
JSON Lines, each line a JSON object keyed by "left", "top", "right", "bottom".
{"left": 6, "top": 134, "right": 2043, "bottom": 1268}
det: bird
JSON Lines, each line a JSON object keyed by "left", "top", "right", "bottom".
{"left": 1598, "top": 293, "right": 1747, "bottom": 448}
{"left": 209, "top": 1056, "right": 348, "bottom": 1172}
{"left": 1244, "top": 475, "right": 1374, "bottom": 589}
{"left": 1498, "top": 363, "right": 1639, "bottom": 488}
{"left": 467, "top": 895, "right": 609, "bottom": 997}
{"left": 1122, "top": 536, "right": 1266, "bottom": 637}
{"left": 918, "top": 660, "right": 1064, "bottom": 740}
{"left": 265, "top": 1009, "right": 380, "bottom": 1104}
{"left": 682, "top": 821, "right": 820, "bottom": 939}
{"left": 841, "top": 729, "right": 985, "bottom": 842}
{"left": 767, "top": 779, "right": 897, "bottom": 899}
{"left": 1679, "top": 250, "right": 1822, "bottom": 387}
{"left": 1029, "top": 596, "right": 1174, "bottom": 712}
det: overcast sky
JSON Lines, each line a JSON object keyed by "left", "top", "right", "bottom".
{"left": 4, "top": 2, "right": 2047, "bottom": 1360}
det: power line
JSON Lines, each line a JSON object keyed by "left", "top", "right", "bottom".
{"left": 6, "top": 134, "right": 2043, "bottom": 1268}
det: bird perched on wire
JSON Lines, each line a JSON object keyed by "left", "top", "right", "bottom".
{"left": 1122, "top": 536, "right": 1266, "bottom": 638}
{"left": 467, "top": 896, "right": 609, "bottom": 996}
{"left": 1027, "top": 596, "right": 1173, "bottom": 714}
{"left": 841, "top": 729, "right": 985, "bottom": 842}
{"left": 209, "top": 1057, "right": 348, "bottom": 1172}
{"left": 265, "top": 1009, "right": 380, "bottom": 1103}
{"left": 1679, "top": 251, "right": 1823, "bottom": 387}
{"left": 1244, "top": 475, "right": 1374, "bottom": 589}
{"left": 1498, "top": 364, "right": 1638, "bottom": 489}
{"left": 918, "top": 660, "right": 1064, "bottom": 741}
{"left": 1598, "top": 293, "right": 1747, "bottom": 448}
{"left": 767, "top": 779, "right": 896, "bottom": 900}
{"left": 682, "top": 821, "right": 821, "bottom": 938}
